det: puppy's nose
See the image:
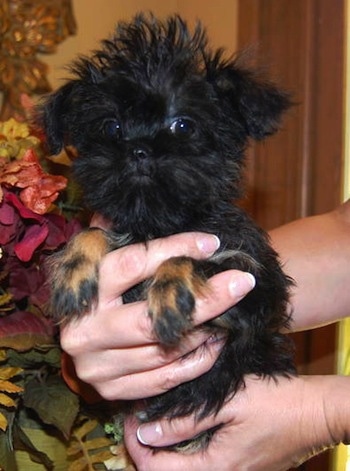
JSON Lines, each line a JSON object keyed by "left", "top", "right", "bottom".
{"left": 133, "top": 145, "right": 151, "bottom": 159}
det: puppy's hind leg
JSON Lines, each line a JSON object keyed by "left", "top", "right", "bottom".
{"left": 48, "top": 228, "right": 114, "bottom": 323}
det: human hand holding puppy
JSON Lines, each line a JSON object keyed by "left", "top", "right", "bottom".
{"left": 124, "top": 374, "right": 350, "bottom": 471}
{"left": 123, "top": 203, "right": 350, "bottom": 470}
{"left": 60, "top": 230, "right": 350, "bottom": 471}
{"left": 60, "top": 231, "right": 256, "bottom": 401}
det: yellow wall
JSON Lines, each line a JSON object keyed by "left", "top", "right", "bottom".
{"left": 334, "top": 2, "right": 350, "bottom": 469}
{"left": 40, "top": 0, "right": 238, "bottom": 89}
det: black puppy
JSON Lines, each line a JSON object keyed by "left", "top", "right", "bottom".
{"left": 38, "top": 13, "right": 296, "bottom": 450}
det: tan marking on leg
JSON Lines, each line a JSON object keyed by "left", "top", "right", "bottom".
{"left": 49, "top": 228, "right": 111, "bottom": 321}
{"left": 148, "top": 257, "right": 207, "bottom": 345}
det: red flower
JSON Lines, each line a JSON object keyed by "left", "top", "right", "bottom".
{"left": 0, "top": 189, "right": 81, "bottom": 310}
{"left": 1, "top": 191, "right": 48, "bottom": 262}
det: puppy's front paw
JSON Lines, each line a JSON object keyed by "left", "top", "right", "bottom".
{"left": 148, "top": 257, "right": 206, "bottom": 347}
{"left": 48, "top": 228, "right": 111, "bottom": 323}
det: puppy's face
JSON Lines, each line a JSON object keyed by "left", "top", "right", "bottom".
{"left": 39, "top": 14, "right": 290, "bottom": 237}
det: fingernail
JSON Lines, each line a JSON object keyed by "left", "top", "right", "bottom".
{"left": 196, "top": 234, "right": 220, "bottom": 255}
{"left": 229, "top": 272, "right": 256, "bottom": 298}
{"left": 137, "top": 422, "right": 162, "bottom": 445}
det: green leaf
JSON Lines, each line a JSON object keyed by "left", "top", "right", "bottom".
{"left": 105, "top": 414, "right": 124, "bottom": 443}
{"left": 6, "top": 346, "right": 61, "bottom": 369}
{"left": 12, "top": 421, "right": 54, "bottom": 470}
{"left": 0, "top": 428, "right": 18, "bottom": 471}
{"left": 23, "top": 376, "right": 79, "bottom": 439}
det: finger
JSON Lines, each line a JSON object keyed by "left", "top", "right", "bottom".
{"left": 73, "top": 269, "right": 255, "bottom": 350}
{"left": 60, "top": 299, "right": 181, "bottom": 353}
{"left": 98, "top": 232, "right": 220, "bottom": 301}
{"left": 124, "top": 416, "right": 208, "bottom": 471}
{"left": 60, "top": 299, "right": 155, "bottom": 354}
{"left": 135, "top": 403, "right": 227, "bottom": 447}
{"left": 99, "top": 268, "right": 255, "bottom": 348}
{"left": 61, "top": 268, "right": 255, "bottom": 356}
{"left": 91, "top": 337, "right": 225, "bottom": 400}
{"left": 193, "top": 269, "right": 256, "bottom": 325}
{"left": 71, "top": 328, "right": 218, "bottom": 383}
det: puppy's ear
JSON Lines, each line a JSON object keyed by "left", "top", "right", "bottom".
{"left": 36, "top": 81, "right": 77, "bottom": 155}
{"left": 208, "top": 57, "right": 291, "bottom": 140}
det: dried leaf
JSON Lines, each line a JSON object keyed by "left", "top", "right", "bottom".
{"left": 0, "top": 311, "right": 54, "bottom": 351}
{"left": 0, "top": 366, "right": 23, "bottom": 380}
{"left": 0, "top": 392, "right": 16, "bottom": 408}
{"left": 104, "top": 456, "right": 130, "bottom": 471}
{"left": 106, "top": 444, "right": 136, "bottom": 471}
{"left": 0, "top": 412, "right": 7, "bottom": 431}
{"left": 68, "top": 418, "right": 117, "bottom": 470}
{"left": 73, "top": 418, "right": 99, "bottom": 441}
{"left": 65, "top": 440, "right": 81, "bottom": 457}
{"left": 0, "top": 379, "right": 23, "bottom": 394}
{"left": 0, "top": 292, "right": 13, "bottom": 308}
{"left": 0, "top": 148, "right": 67, "bottom": 214}
{"left": 47, "top": 148, "right": 72, "bottom": 167}
{"left": 84, "top": 437, "right": 113, "bottom": 450}
{"left": 66, "top": 436, "right": 112, "bottom": 457}
{"left": 14, "top": 222, "right": 49, "bottom": 261}
{"left": 91, "top": 449, "right": 115, "bottom": 463}
{"left": 67, "top": 456, "right": 88, "bottom": 471}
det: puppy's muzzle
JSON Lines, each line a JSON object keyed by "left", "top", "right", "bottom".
{"left": 131, "top": 142, "right": 152, "bottom": 160}
{"left": 133, "top": 146, "right": 150, "bottom": 159}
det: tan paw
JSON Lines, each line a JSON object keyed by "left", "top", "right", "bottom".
{"left": 148, "top": 257, "right": 207, "bottom": 346}
{"left": 48, "top": 228, "right": 111, "bottom": 322}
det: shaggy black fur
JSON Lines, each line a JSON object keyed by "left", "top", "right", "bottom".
{"left": 37, "top": 13, "right": 296, "bottom": 449}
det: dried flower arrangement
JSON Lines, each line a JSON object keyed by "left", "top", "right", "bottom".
{"left": 0, "top": 118, "right": 132, "bottom": 470}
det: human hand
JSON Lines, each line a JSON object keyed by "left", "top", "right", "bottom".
{"left": 60, "top": 231, "right": 256, "bottom": 400}
{"left": 125, "top": 374, "right": 343, "bottom": 471}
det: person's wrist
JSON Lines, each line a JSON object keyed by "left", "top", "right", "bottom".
{"left": 282, "top": 375, "right": 340, "bottom": 467}
{"left": 322, "top": 375, "right": 350, "bottom": 446}
{"left": 296, "top": 374, "right": 350, "bottom": 465}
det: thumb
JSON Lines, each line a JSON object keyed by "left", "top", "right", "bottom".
{"left": 136, "top": 412, "right": 223, "bottom": 448}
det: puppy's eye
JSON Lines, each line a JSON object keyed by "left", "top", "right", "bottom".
{"left": 103, "top": 119, "right": 122, "bottom": 139}
{"left": 169, "top": 118, "right": 196, "bottom": 137}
